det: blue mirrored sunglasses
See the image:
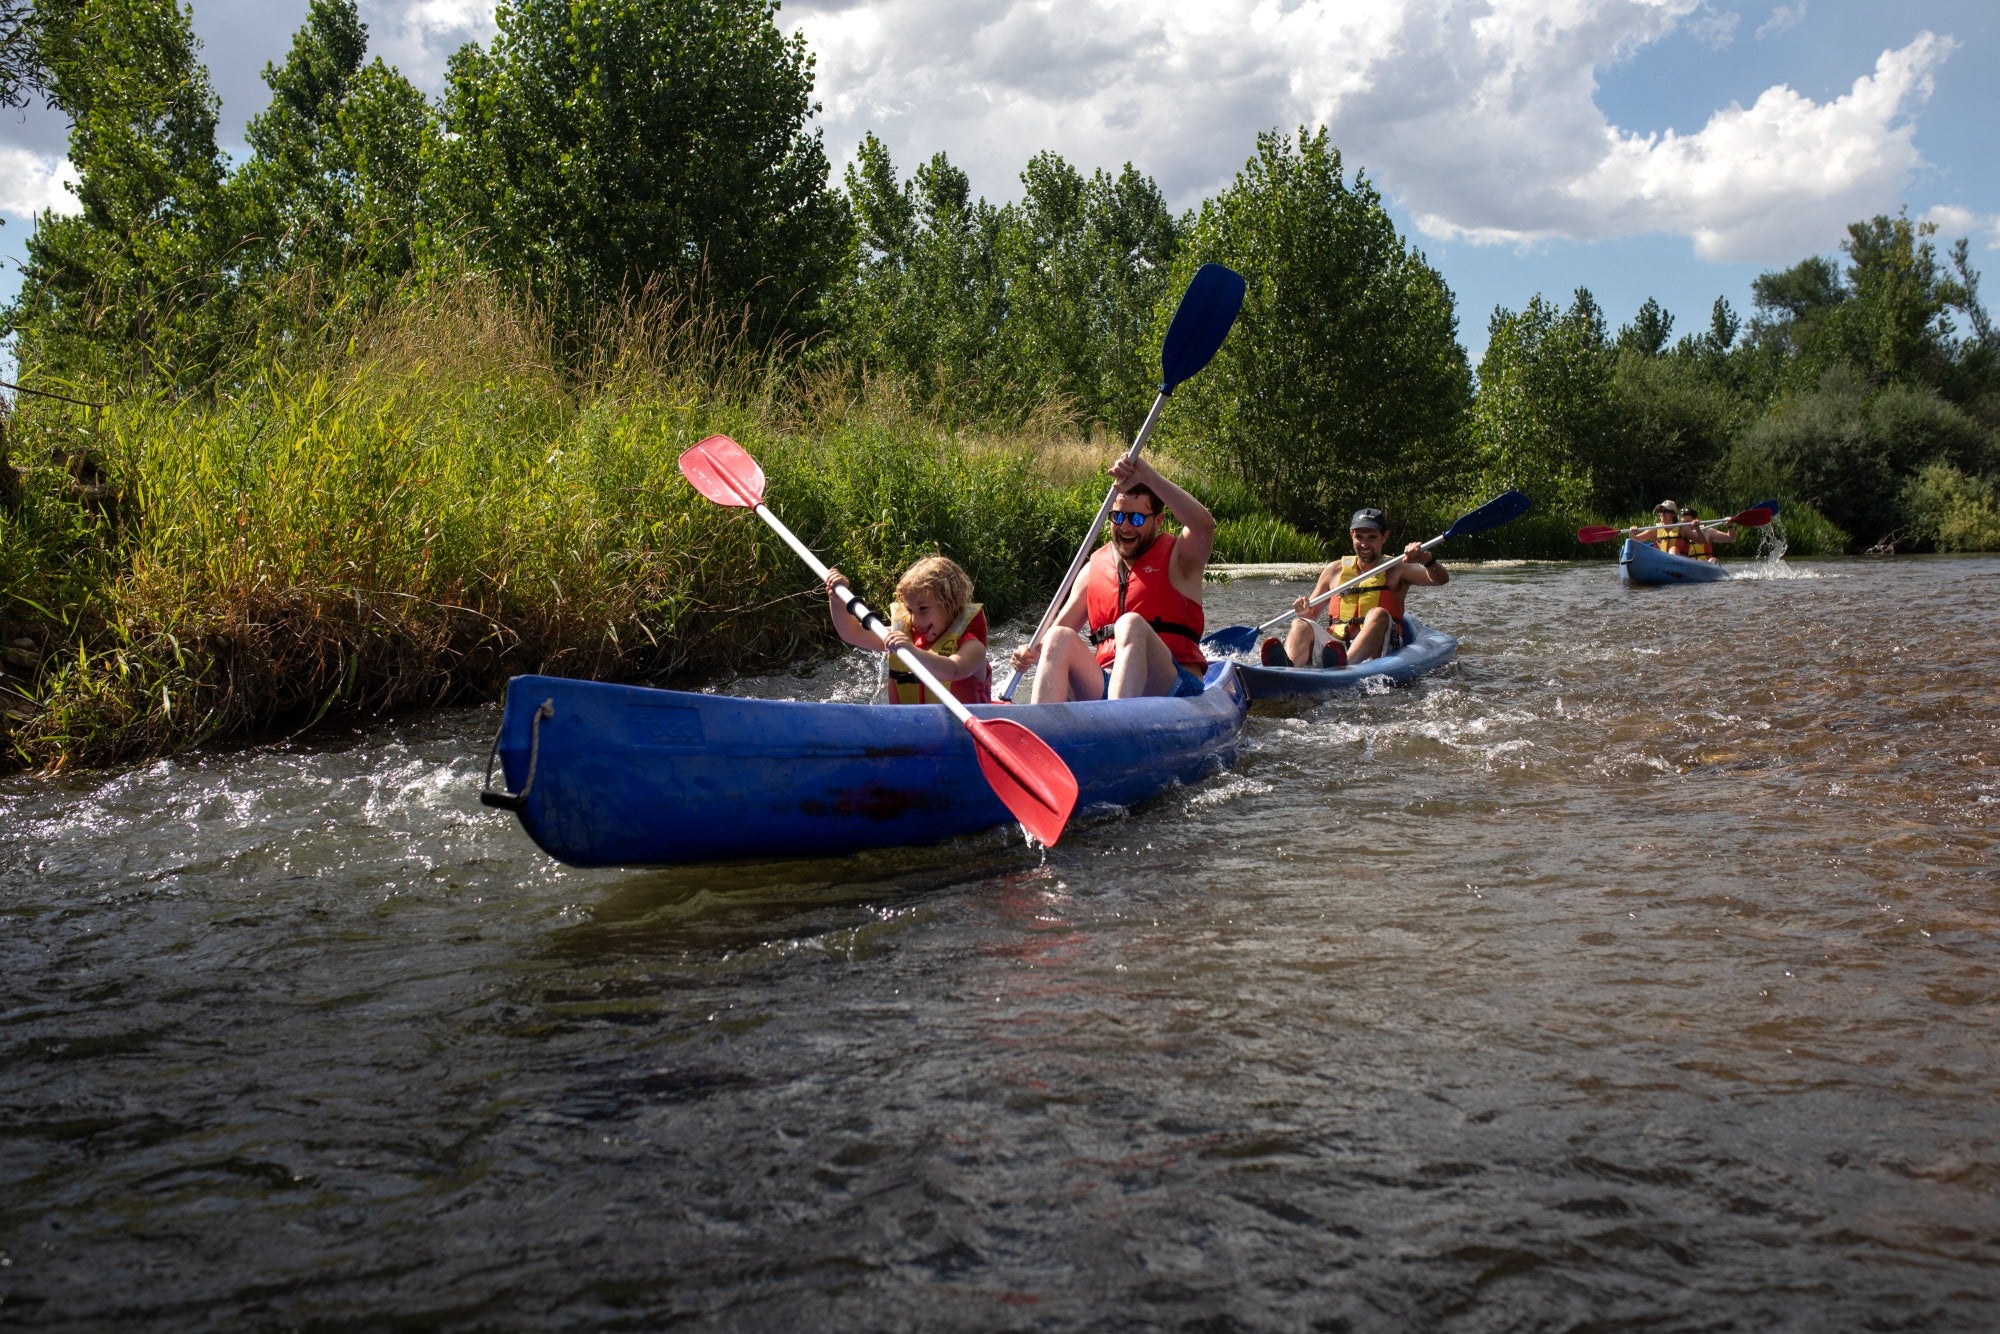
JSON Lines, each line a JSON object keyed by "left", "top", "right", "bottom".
{"left": 1109, "top": 510, "right": 1153, "bottom": 527}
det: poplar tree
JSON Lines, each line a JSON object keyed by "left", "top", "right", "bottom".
{"left": 427, "top": 0, "right": 850, "bottom": 346}
{"left": 228, "top": 0, "right": 431, "bottom": 320}
{"left": 4, "top": 0, "right": 228, "bottom": 385}
{"left": 1158, "top": 128, "right": 1472, "bottom": 531}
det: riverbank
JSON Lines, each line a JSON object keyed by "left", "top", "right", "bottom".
{"left": 0, "top": 286, "right": 1838, "bottom": 774}
{"left": 0, "top": 285, "right": 1140, "bottom": 772}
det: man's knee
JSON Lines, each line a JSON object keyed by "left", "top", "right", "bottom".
{"left": 1112, "top": 612, "right": 1159, "bottom": 648}
{"left": 1043, "top": 626, "right": 1087, "bottom": 656}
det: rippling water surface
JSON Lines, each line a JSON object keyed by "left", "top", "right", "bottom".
{"left": 5, "top": 554, "right": 1999, "bottom": 1328}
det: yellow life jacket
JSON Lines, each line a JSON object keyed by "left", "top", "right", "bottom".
{"left": 884, "top": 601, "right": 991, "bottom": 705}
{"left": 1686, "top": 534, "right": 1713, "bottom": 559}
{"left": 1330, "top": 556, "right": 1406, "bottom": 642}
{"left": 1640, "top": 525, "right": 1688, "bottom": 555}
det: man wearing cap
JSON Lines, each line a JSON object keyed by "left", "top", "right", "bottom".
{"left": 1638, "top": 500, "right": 1687, "bottom": 555}
{"left": 1678, "top": 506, "right": 1737, "bottom": 563}
{"left": 1264, "top": 507, "right": 1449, "bottom": 668}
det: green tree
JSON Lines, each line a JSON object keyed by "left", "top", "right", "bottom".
{"left": 427, "top": 0, "right": 850, "bottom": 346}
{"left": 228, "top": 0, "right": 430, "bottom": 310}
{"left": 1835, "top": 212, "right": 1965, "bottom": 384}
{"left": 4, "top": 0, "right": 229, "bottom": 385}
{"left": 1603, "top": 349, "right": 1745, "bottom": 508}
{"left": 1471, "top": 288, "right": 1616, "bottom": 514}
{"left": 2, "top": 0, "right": 42, "bottom": 109}
{"left": 991, "top": 153, "right": 1179, "bottom": 434}
{"left": 831, "top": 140, "right": 1006, "bottom": 414}
{"left": 1739, "top": 214, "right": 1981, "bottom": 401}
{"left": 1160, "top": 128, "right": 1472, "bottom": 531}
{"left": 1616, "top": 296, "right": 1674, "bottom": 357}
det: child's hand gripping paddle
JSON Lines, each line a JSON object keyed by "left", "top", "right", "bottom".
{"left": 680, "top": 434, "right": 1079, "bottom": 847}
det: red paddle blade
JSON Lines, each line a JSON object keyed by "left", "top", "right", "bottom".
{"left": 678, "top": 434, "right": 765, "bottom": 508}
{"left": 1731, "top": 505, "right": 1775, "bottom": 527}
{"left": 966, "top": 716, "right": 1078, "bottom": 847}
{"left": 1577, "top": 526, "right": 1623, "bottom": 544}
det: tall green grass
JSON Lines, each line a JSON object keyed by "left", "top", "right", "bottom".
{"left": 0, "top": 281, "right": 1109, "bottom": 769}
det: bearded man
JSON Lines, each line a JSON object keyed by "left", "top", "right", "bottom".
{"left": 1009, "top": 455, "right": 1215, "bottom": 703}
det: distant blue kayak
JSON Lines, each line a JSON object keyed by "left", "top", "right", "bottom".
{"left": 1236, "top": 615, "right": 1458, "bottom": 704}
{"left": 483, "top": 662, "right": 1249, "bottom": 866}
{"left": 1620, "top": 538, "right": 1730, "bottom": 585}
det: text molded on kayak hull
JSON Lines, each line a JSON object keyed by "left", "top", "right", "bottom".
{"left": 1619, "top": 538, "right": 1730, "bottom": 585}
{"left": 486, "top": 662, "right": 1249, "bottom": 866}
{"left": 1236, "top": 615, "right": 1458, "bottom": 704}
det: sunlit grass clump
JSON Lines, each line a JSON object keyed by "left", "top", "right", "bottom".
{"left": 0, "top": 281, "right": 1108, "bottom": 769}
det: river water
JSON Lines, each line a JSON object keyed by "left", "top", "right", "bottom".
{"left": 4, "top": 553, "right": 1998, "bottom": 1329}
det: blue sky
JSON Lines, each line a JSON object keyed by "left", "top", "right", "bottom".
{"left": 2, "top": 0, "right": 1995, "bottom": 372}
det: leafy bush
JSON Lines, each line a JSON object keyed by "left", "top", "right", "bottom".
{"left": 1723, "top": 369, "right": 1994, "bottom": 550}
{"left": 1901, "top": 462, "right": 2000, "bottom": 552}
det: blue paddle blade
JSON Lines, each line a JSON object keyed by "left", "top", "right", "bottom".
{"left": 1200, "top": 623, "right": 1262, "bottom": 655}
{"left": 1752, "top": 497, "right": 1780, "bottom": 517}
{"left": 1443, "top": 489, "right": 1532, "bottom": 539}
{"left": 1159, "top": 264, "right": 1246, "bottom": 391}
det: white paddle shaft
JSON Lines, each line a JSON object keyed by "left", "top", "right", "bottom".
{"left": 1251, "top": 534, "right": 1446, "bottom": 636}
{"left": 753, "top": 502, "right": 977, "bottom": 726}
{"left": 997, "top": 389, "right": 1171, "bottom": 700}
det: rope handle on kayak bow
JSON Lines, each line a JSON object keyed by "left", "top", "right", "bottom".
{"left": 480, "top": 697, "right": 554, "bottom": 812}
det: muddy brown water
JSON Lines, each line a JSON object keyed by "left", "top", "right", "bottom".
{"left": 4, "top": 552, "right": 1998, "bottom": 1328}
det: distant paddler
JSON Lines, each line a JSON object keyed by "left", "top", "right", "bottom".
{"left": 1008, "top": 455, "right": 1214, "bottom": 703}
{"left": 1678, "top": 506, "right": 1737, "bottom": 563}
{"left": 1638, "top": 500, "right": 1687, "bottom": 554}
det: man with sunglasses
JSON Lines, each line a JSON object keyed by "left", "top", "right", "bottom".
{"left": 1009, "top": 454, "right": 1215, "bottom": 703}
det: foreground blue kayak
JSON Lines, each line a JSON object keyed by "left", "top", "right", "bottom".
{"left": 1620, "top": 538, "right": 1729, "bottom": 585}
{"left": 1236, "top": 615, "right": 1459, "bottom": 704}
{"left": 482, "top": 662, "right": 1249, "bottom": 866}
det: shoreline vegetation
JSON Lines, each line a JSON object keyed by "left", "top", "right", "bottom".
{"left": 3, "top": 0, "right": 1993, "bottom": 772}
{"left": 0, "top": 280, "right": 1817, "bottom": 776}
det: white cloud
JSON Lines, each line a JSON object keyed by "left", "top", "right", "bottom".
{"left": 0, "top": 0, "right": 1965, "bottom": 279}
{"left": 0, "top": 148, "right": 79, "bottom": 221}
{"left": 359, "top": 0, "right": 497, "bottom": 92}
{"left": 1687, "top": 6, "right": 1740, "bottom": 50}
{"left": 792, "top": 1, "right": 1956, "bottom": 267}
{"left": 1561, "top": 32, "right": 1953, "bottom": 260}
{"left": 1756, "top": 5, "right": 1807, "bottom": 40}
{"left": 1923, "top": 204, "right": 2000, "bottom": 252}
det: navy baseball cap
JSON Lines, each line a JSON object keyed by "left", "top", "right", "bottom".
{"left": 1349, "top": 508, "right": 1387, "bottom": 532}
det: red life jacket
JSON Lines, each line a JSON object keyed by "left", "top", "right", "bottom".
{"left": 1084, "top": 535, "right": 1207, "bottom": 672}
{"left": 885, "top": 603, "right": 992, "bottom": 705}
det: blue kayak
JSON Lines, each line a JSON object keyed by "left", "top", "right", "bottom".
{"left": 1620, "top": 538, "right": 1729, "bottom": 585}
{"left": 482, "top": 662, "right": 1249, "bottom": 866}
{"left": 1236, "top": 614, "right": 1458, "bottom": 704}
